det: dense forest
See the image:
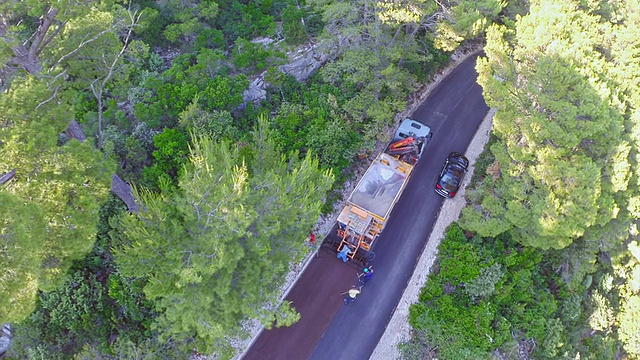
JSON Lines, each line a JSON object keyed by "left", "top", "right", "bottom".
{"left": 402, "top": 0, "right": 640, "bottom": 359}
{"left": 1, "top": 0, "right": 637, "bottom": 359}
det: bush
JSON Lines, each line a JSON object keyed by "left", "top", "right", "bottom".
{"left": 140, "top": 128, "right": 189, "bottom": 189}
{"left": 281, "top": 5, "right": 307, "bottom": 45}
{"left": 464, "top": 263, "right": 504, "bottom": 300}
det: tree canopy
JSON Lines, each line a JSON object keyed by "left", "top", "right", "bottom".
{"left": 462, "top": 0, "right": 640, "bottom": 250}
{"left": 0, "top": 76, "right": 113, "bottom": 323}
{"left": 114, "top": 116, "right": 333, "bottom": 355}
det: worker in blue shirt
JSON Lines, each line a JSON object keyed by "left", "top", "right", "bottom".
{"left": 358, "top": 266, "right": 373, "bottom": 285}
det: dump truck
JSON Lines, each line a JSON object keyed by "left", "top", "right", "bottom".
{"left": 332, "top": 118, "right": 432, "bottom": 264}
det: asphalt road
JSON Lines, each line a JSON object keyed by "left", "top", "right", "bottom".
{"left": 243, "top": 53, "right": 489, "bottom": 360}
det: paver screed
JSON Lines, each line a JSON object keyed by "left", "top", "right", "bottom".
{"left": 243, "top": 246, "right": 360, "bottom": 360}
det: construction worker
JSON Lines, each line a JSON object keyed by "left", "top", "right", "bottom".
{"left": 343, "top": 285, "right": 362, "bottom": 304}
{"left": 358, "top": 266, "right": 373, "bottom": 285}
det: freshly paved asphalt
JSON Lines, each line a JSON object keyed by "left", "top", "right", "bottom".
{"left": 243, "top": 52, "right": 489, "bottom": 360}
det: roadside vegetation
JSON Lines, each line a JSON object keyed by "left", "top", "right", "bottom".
{"left": 2, "top": 0, "right": 638, "bottom": 358}
{"left": 401, "top": 0, "right": 640, "bottom": 358}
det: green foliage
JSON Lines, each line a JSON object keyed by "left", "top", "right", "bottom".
{"left": 195, "top": 28, "right": 226, "bottom": 51}
{"left": 468, "top": 133, "right": 498, "bottom": 187}
{"left": 281, "top": 5, "right": 308, "bottom": 45}
{"left": 160, "top": 0, "right": 219, "bottom": 46}
{"left": 0, "top": 76, "right": 113, "bottom": 324}
{"left": 559, "top": 293, "right": 583, "bottom": 326}
{"left": 588, "top": 290, "right": 614, "bottom": 332}
{"left": 0, "top": 0, "right": 129, "bottom": 83}
{"left": 464, "top": 263, "right": 504, "bottom": 300}
{"left": 114, "top": 117, "right": 334, "bottom": 355}
{"left": 321, "top": 44, "right": 417, "bottom": 142}
{"left": 619, "top": 296, "right": 640, "bottom": 356}
{"left": 435, "top": 0, "right": 504, "bottom": 51}
{"left": 38, "top": 272, "right": 105, "bottom": 338}
{"left": 0, "top": 191, "right": 45, "bottom": 323}
{"left": 119, "top": 122, "right": 157, "bottom": 182}
{"left": 144, "top": 128, "right": 189, "bottom": 187}
{"left": 306, "top": 116, "right": 361, "bottom": 171}
{"left": 11, "top": 270, "right": 108, "bottom": 358}
{"left": 135, "top": 6, "right": 169, "bottom": 48}
{"left": 134, "top": 50, "right": 248, "bottom": 128}
{"left": 232, "top": 37, "right": 286, "bottom": 72}
{"left": 408, "top": 215, "right": 640, "bottom": 359}
{"left": 262, "top": 74, "right": 363, "bottom": 178}
{"left": 214, "top": 0, "right": 280, "bottom": 44}
{"left": 179, "top": 96, "right": 236, "bottom": 140}
{"left": 406, "top": 224, "right": 586, "bottom": 358}
{"left": 398, "top": 331, "right": 434, "bottom": 360}
{"left": 314, "top": 0, "right": 447, "bottom": 143}
{"left": 9, "top": 195, "right": 156, "bottom": 358}
{"left": 466, "top": 0, "right": 640, "bottom": 250}
{"left": 269, "top": 301, "right": 301, "bottom": 329}
{"left": 437, "top": 224, "right": 482, "bottom": 285}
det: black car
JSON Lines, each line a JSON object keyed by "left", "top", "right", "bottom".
{"left": 435, "top": 152, "right": 469, "bottom": 198}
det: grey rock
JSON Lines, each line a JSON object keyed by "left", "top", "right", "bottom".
{"left": 242, "top": 75, "right": 267, "bottom": 105}
{"left": 278, "top": 45, "right": 330, "bottom": 82}
{"left": 242, "top": 43, "right": 332, "bottom": 106}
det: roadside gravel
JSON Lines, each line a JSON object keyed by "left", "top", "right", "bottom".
{"left": 370, "top": 107, "right": 496, "bottom": 360}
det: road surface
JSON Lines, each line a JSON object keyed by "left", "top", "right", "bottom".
{"left": 243, "top": 52, "right": 489, "bottom": 360}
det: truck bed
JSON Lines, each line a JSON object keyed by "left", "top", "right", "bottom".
{"left": 347, "top": 152, "right": 411, "bottom": 220}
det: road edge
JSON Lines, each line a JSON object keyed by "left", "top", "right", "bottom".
{"left": 369, "top": 108, "right": 496, "bottom": 360}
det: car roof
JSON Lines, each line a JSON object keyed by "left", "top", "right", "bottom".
{"left": 448, "top": 152, "right": 466, "bottom": 160}
{"left": 394, "top": 118, "right": 431, "bottom": 140}
{"left": 447, "top": 152, "right": 468, "bottom": 167}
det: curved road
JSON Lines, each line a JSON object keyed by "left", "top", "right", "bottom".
{"left": 243, "top": 53, "right": 488, "bottom": 360}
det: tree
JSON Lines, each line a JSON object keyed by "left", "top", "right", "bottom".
{"left": 86, "top": 7, "right": 143, "bottom": 149}
{"left": 133, "top": 50, "right": 248, "bottom": 128}
{"left": 281, "top": 4, "right": 308, "bottom": 45}
{"left": 433, "top": 0, "right": 504, "bottom": 51}
{"left": 311, "top": 0, "right": 442, "bottom": 142}
{"left": 0, "top": 76, "right": 113, "bottom": 322}
{"left": 464, "top": 263, "right": 504, "bottom": 300}
{"left": 616, "top": 239, "right": 640, "bottom": 358}
{"left": 178, "top": 95, "right": 235, "bottom": 141}
{"left": 0, "top": 0, "right": 126, "bottom": 81}
{"left": 141, "top": 128, "right": 189, "bottom": 188}
{"left": 115, "top": 115, "right": 333, "bottom": 356}
{"left": 465, "top": 0, "right": 639, "bottom": 250}
{"left": 162, "top": 0, "right": 219, "bottom": 45}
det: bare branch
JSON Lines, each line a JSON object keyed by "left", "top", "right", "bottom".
{"left": 91, "top": 7, "right": 142, "bottom": 149}
{"left": 28, "top": 7, "right": 60, "bottom": 60}
{"left": 34, "top": 84, "right": 61, "bottom": 110}
{"left": 48, "top": 25, "right": 117, "bottom": 72}
{"left": 38, "top": 21, "right": 67, "bottom": 55}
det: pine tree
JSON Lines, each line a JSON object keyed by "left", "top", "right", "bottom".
{"left": 0, "top": 76, "right": 113, "bottom": 322}
{"left": 465, "top": 0, "right": 640, "bottom": 250}
{"left": 115, "top": 115, "right": 333, "bottom": 356}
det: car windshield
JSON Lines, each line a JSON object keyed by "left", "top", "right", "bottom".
{"left": 441, "top": 168, "right": 463, "bottom": 191}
